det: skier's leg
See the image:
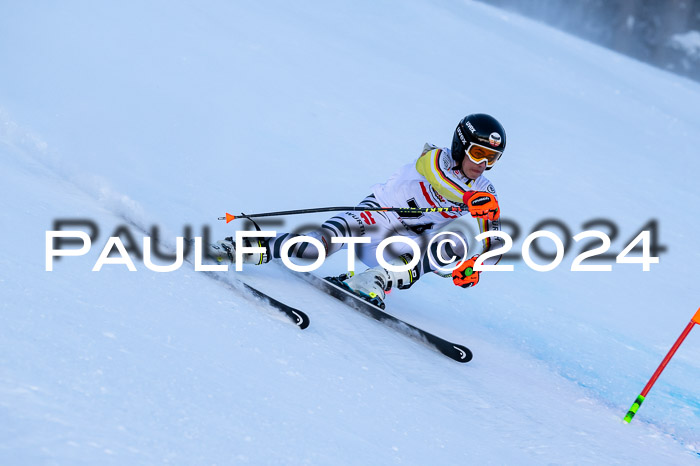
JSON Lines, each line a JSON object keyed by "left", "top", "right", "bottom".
{"left": 340, "top": 229, "right": 472, "bottom": 302}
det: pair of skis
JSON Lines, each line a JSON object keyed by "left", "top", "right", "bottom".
{"left": 214, "top": 206, "right": 474, "bottom": 363}
{"left": 235, "top": 272, "right": 473, "bottom": 363}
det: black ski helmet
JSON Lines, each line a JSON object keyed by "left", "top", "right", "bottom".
{"left": 451, "top": 113, "right": 506, "bottom": 170}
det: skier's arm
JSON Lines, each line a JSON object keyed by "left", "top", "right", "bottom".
{"left": 451, "top": 218, "right": 503, "bottom": 288}
{"left": 474, "top": 217, "right": 504, "bottom": 266}
{"left": 451, "top": 192, "right": 503, "bottom": 289}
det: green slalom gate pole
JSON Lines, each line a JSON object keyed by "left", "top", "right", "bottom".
{"left": 623, "top": 306, "right": 700, "bottom": 423}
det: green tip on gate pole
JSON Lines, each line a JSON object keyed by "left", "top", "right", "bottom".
{"left": 623, "top": 395, "right": 645, "bottom": 423}
{"left": 623, "top": 306, "right": 700, "bottom": 424}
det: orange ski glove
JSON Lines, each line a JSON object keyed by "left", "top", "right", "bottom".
{"left": 452, "top": 255, "right": 481, "bottom": 288}
{"left": 463, "top": 191, "right": 500, "bottom": 221}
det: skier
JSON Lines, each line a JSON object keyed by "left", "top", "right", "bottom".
{"left": 210, "top": 113, "right": 506, "bottom": 307}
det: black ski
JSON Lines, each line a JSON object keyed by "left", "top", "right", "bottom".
{"left": 204, "top": 271, "right": 310, "bottom": 329}
{"left": 204, "top": 270, "right": 310, "bottom": 329}
{"left": 297, "top": 272, "right": 472, "bottom": 362}
{"left": 181, "top": 238, "right": 309, "bottom": 329}
{"left": 240, "top": 281, "right": 310, "bottom": 329}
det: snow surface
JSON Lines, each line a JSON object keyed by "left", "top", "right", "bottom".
{"left": 1, "top": 0, "right": 699, "bottom": 464}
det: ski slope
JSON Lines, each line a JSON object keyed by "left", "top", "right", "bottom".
{"left": 1, "top": 0, "right": 699, "bottom": 463}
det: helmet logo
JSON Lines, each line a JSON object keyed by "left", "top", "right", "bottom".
{"left": 457, "top": 127, "right": 467, "bottom": 145}
{"left": 489, "top": 132, "right": 502, "bottom": 147}
{"left": 465, "top": 121, "right": 476, "bottom": 133}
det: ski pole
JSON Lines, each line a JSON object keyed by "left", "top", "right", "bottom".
{"left": 623, "top": 306, "right": 700, "bottom": 423}
{"left": 218, "top": 206, "right": 464, "bottom": 223}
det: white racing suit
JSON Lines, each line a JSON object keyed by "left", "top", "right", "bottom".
{"left": 265, "top": 144, "right": 504, "bottom": 286}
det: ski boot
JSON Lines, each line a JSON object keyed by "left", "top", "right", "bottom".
{"left": 328, "top": 254, "right": 418, "bottom": 309}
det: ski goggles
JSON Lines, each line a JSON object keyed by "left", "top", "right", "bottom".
{"left": 465, "top": 142, "right": 502, "bottom": 168}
